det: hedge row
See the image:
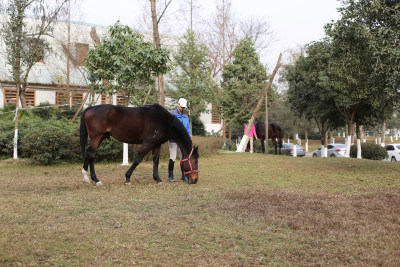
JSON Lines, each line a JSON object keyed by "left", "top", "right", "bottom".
{"left": 350, "top": 143, "right": 388, "bottom": 160}
{"left": 0, "top": 116, "right": 224, "bottom": 165}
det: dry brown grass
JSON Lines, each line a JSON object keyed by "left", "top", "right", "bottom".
{"left": 1, "top": 153, "right": 400, "bottom": 266}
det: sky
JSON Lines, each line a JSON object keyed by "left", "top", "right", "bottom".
{"left": 77, "top": 0, "right": 342, "bottom": 68}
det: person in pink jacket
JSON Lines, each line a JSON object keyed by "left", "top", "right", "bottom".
{"left": 244, "top": 123, "right": 258, "bottom": 153}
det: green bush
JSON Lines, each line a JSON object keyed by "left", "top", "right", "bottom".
{"left": 0, "top": 110, "right": 225, "bottom": 164}
{"left": 20, "top": 120, "right": 80, "bottom": 165}
{"left": 350, "top": 142, "right": 388, "bottom": 160}
{"left": 223, "top": 139, "right": 237, "bottom": 151}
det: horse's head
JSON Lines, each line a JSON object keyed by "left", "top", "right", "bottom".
{"left": 180, "top": 146, "right": 199, "bottom": 184}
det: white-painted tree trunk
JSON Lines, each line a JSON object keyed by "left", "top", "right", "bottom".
{"left": 357, "top": 139, "right": 362, "bottom": 159}
{"left": 390, "top": 136, "right": 393, "bottom": 142}
{"left": 344, "top": 136, "right": 351, "bottom": 157}
{"left": 305, "top": 141, "right": 308, "bottom": 152}
{"left": 375, "top": 138, "right": 378, "bottom": 144}
{"left": 332, "top": 137, "right": 335, "bottom": 144}
{"left": 236, "top": 135, "right": 249, "bottom": 152}
{"left": 321, "top": 145, "right": 326, "bottom": 158}
{"left": 295, "top": 134, "right": 298, "bottom": 145}
{"left": 293, "top": 144, "right": 297, "bottom": 157}
{"left": 122, "top": 143, "right": 129, "bottom": 165}
{"left": 13, "top": 129, "right": 18, "bottom": 160}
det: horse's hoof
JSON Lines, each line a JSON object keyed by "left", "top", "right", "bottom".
{"left": 157, "top": 182, "right": 163, "bottom": 185}
{"left": 95, "top": 181, "right": 104, "bottom": 186}
{"left": 124, "top": 182, "right": 132, "bottom": 186}
{"left": 82, "top": 177, "right": 90, "bottom": 183}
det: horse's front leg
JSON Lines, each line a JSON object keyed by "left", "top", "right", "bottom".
{"left": 124, "top": 145, "right": 152, "bottom": 185}
{"left": 152, "top": 145, "right": 162, "bottom": 184}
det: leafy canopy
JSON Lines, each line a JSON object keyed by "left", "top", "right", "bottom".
{"left": 86, "top": 21, "right": 170, "bottom": 106}
{"left": 220, "top": 37, "right": 268, "bottom": 125}
{"left": 168, "top": 29, "right": 215, "bottom": 118}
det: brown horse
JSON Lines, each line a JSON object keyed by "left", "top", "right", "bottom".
{"left": 80, "top": 104, "right": 199, "bottom": 185}
{"left": 255, "top": 122, "right": 283, "bottom": 154}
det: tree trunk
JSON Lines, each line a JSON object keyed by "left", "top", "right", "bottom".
{"left": 150, "top": 0, "right": 165, "bottom": 106}
{"left": 381, "top": 121, "right": 386, "bottom": 146}
{"left": 265, "top": 92, "right": 269, "bottom": 154}
{"left": 356, "top": 124, "right": 362, "bottom": 159}
{"left": 344, "top": 120, "right": 352, "bottom": 158}
{"left": 19, "top": 89, "right": 28, "bottom": 109}
{"left": 236, "top": 54, "right": 282, "bottom": 152}
{"left": 305, "top": 130, "right": 308, "bottom": 152}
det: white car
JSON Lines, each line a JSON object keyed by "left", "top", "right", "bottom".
{"left": 384, "top": 144, "right": 400, "bottom": 162}
{"left": 312, "top": 144, "right": 347, "bottom": 157}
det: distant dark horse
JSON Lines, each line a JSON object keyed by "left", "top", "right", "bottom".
{"left": 255, "top": 122, "right": 283, "bottom": 154}
{"left": 80, "top": 104, "right": 199, "bottom": 185}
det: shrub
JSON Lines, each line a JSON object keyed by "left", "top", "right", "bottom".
{"left": 223, "top": 139, "right": 237, "bottom": 151}
{"left": 350, "top": 142, "right": 388, "bottom": 160}
{"left": 20, "top": 120, "right": 80, "bottom": 165}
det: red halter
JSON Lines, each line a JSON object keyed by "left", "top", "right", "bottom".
{"left": 180, "top": 148, "right": 199, "bottom": 175}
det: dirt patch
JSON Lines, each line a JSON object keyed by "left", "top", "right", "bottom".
{"left": 219, "top": 188, "right": 400, "bottom": 265}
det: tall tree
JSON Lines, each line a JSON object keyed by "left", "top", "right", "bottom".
{"left": 149, "top": 0, "right": 172, "bottom": 106}
{"left": 167, "top": 29, "right": 215, "bottom": 131}
{"left": 1, "top": 0, "right": 68, "bottom": 108}
{"left": 1, "top": 0, "right": 67, "bottom": 160}
{"left": 220, "top": 37, "right": 268, "bottom": 130}
{"left": 85, "top": 22, "right": 170, "bottom": 106}
{"left": 284, "top": 40, "right": 343, "bottom": 156}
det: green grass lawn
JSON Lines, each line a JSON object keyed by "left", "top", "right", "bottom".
{"left": 1, "top": 153, "right": 399, "bottom": 266}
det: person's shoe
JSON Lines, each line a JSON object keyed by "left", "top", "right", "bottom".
{"left": 168, "top": 159, "right": 175, "bottom": 182}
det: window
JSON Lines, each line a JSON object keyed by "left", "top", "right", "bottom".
{"left": 56, "top": 91, "right": 67, "bottom": 106}
{"left": 101, "top": 94, "right": 107, "bottom": 104}
{"left": 4, "top": 89, "right": 35, "bottom": 107}
{"left": 72, "top": 43, "right": 89, "bottom": 66}
{"left": 72, "top": 93, "right": 83, "bottom": 107}
{"left": 116, "top": 94, "right": 125, "bottom": 106}
{"left": 211, "top": 104, "right": 221, "bottom": 124}
{"left": 25, "top": 90, "right": 35, "bottom": 107}
{"left": 4, "top": 89, "right": 17, "bottom": 106}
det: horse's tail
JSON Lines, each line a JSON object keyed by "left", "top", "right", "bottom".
{"left": 80, "top": 108, "right": 89, "bottom": 158}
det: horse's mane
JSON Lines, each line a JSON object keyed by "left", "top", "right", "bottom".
{"left": 171, "top": 116, "right": 193, "bottom": 153}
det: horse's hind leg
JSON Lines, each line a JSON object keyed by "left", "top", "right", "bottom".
{"left": 83, "top": 136, "right": 104, "bottom": 186}
{"left": 272, "top": 137, "right": 278, "bottom": 154}
{"left": 260, "top": 138, "right": 265, "bottom": 153}
{"left": 151, "top": 145, "right": 162, "bottom": 184}
{"left": 125, "top": 145, "right": 153, "bottom": 185}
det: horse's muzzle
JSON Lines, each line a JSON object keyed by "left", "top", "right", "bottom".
{"left": 188, "top": 174, "right": 198, "bottom": 184}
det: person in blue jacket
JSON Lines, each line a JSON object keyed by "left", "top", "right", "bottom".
{"left": 168, "top": 98, "right": 191, "bottom": 182}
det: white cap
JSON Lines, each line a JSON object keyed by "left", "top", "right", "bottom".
{"left": 178, "top": 98, "right": 187, "bottom": 108}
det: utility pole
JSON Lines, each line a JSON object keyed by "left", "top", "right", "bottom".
{"left": 66, "top": 0, "right": 71, "bottom": 109}
{"left": 222, "top": 0, "right": 226, "bottom": 141}
{"left": 13, "top": 85, "right": 20, "bottom": 160}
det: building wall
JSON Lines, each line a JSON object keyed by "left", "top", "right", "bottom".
{"left": 0, "top": 16, "right": 223, "bottom": 134}
{"left": 36, "top": 89, "right": 56, "bottom": 105}
{"left": 200, "top": 103, "right": 223, "bottom": 135}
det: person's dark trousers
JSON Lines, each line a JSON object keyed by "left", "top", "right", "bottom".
{"left": 168, "top": 159, "right": 175, "bottom": 182}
